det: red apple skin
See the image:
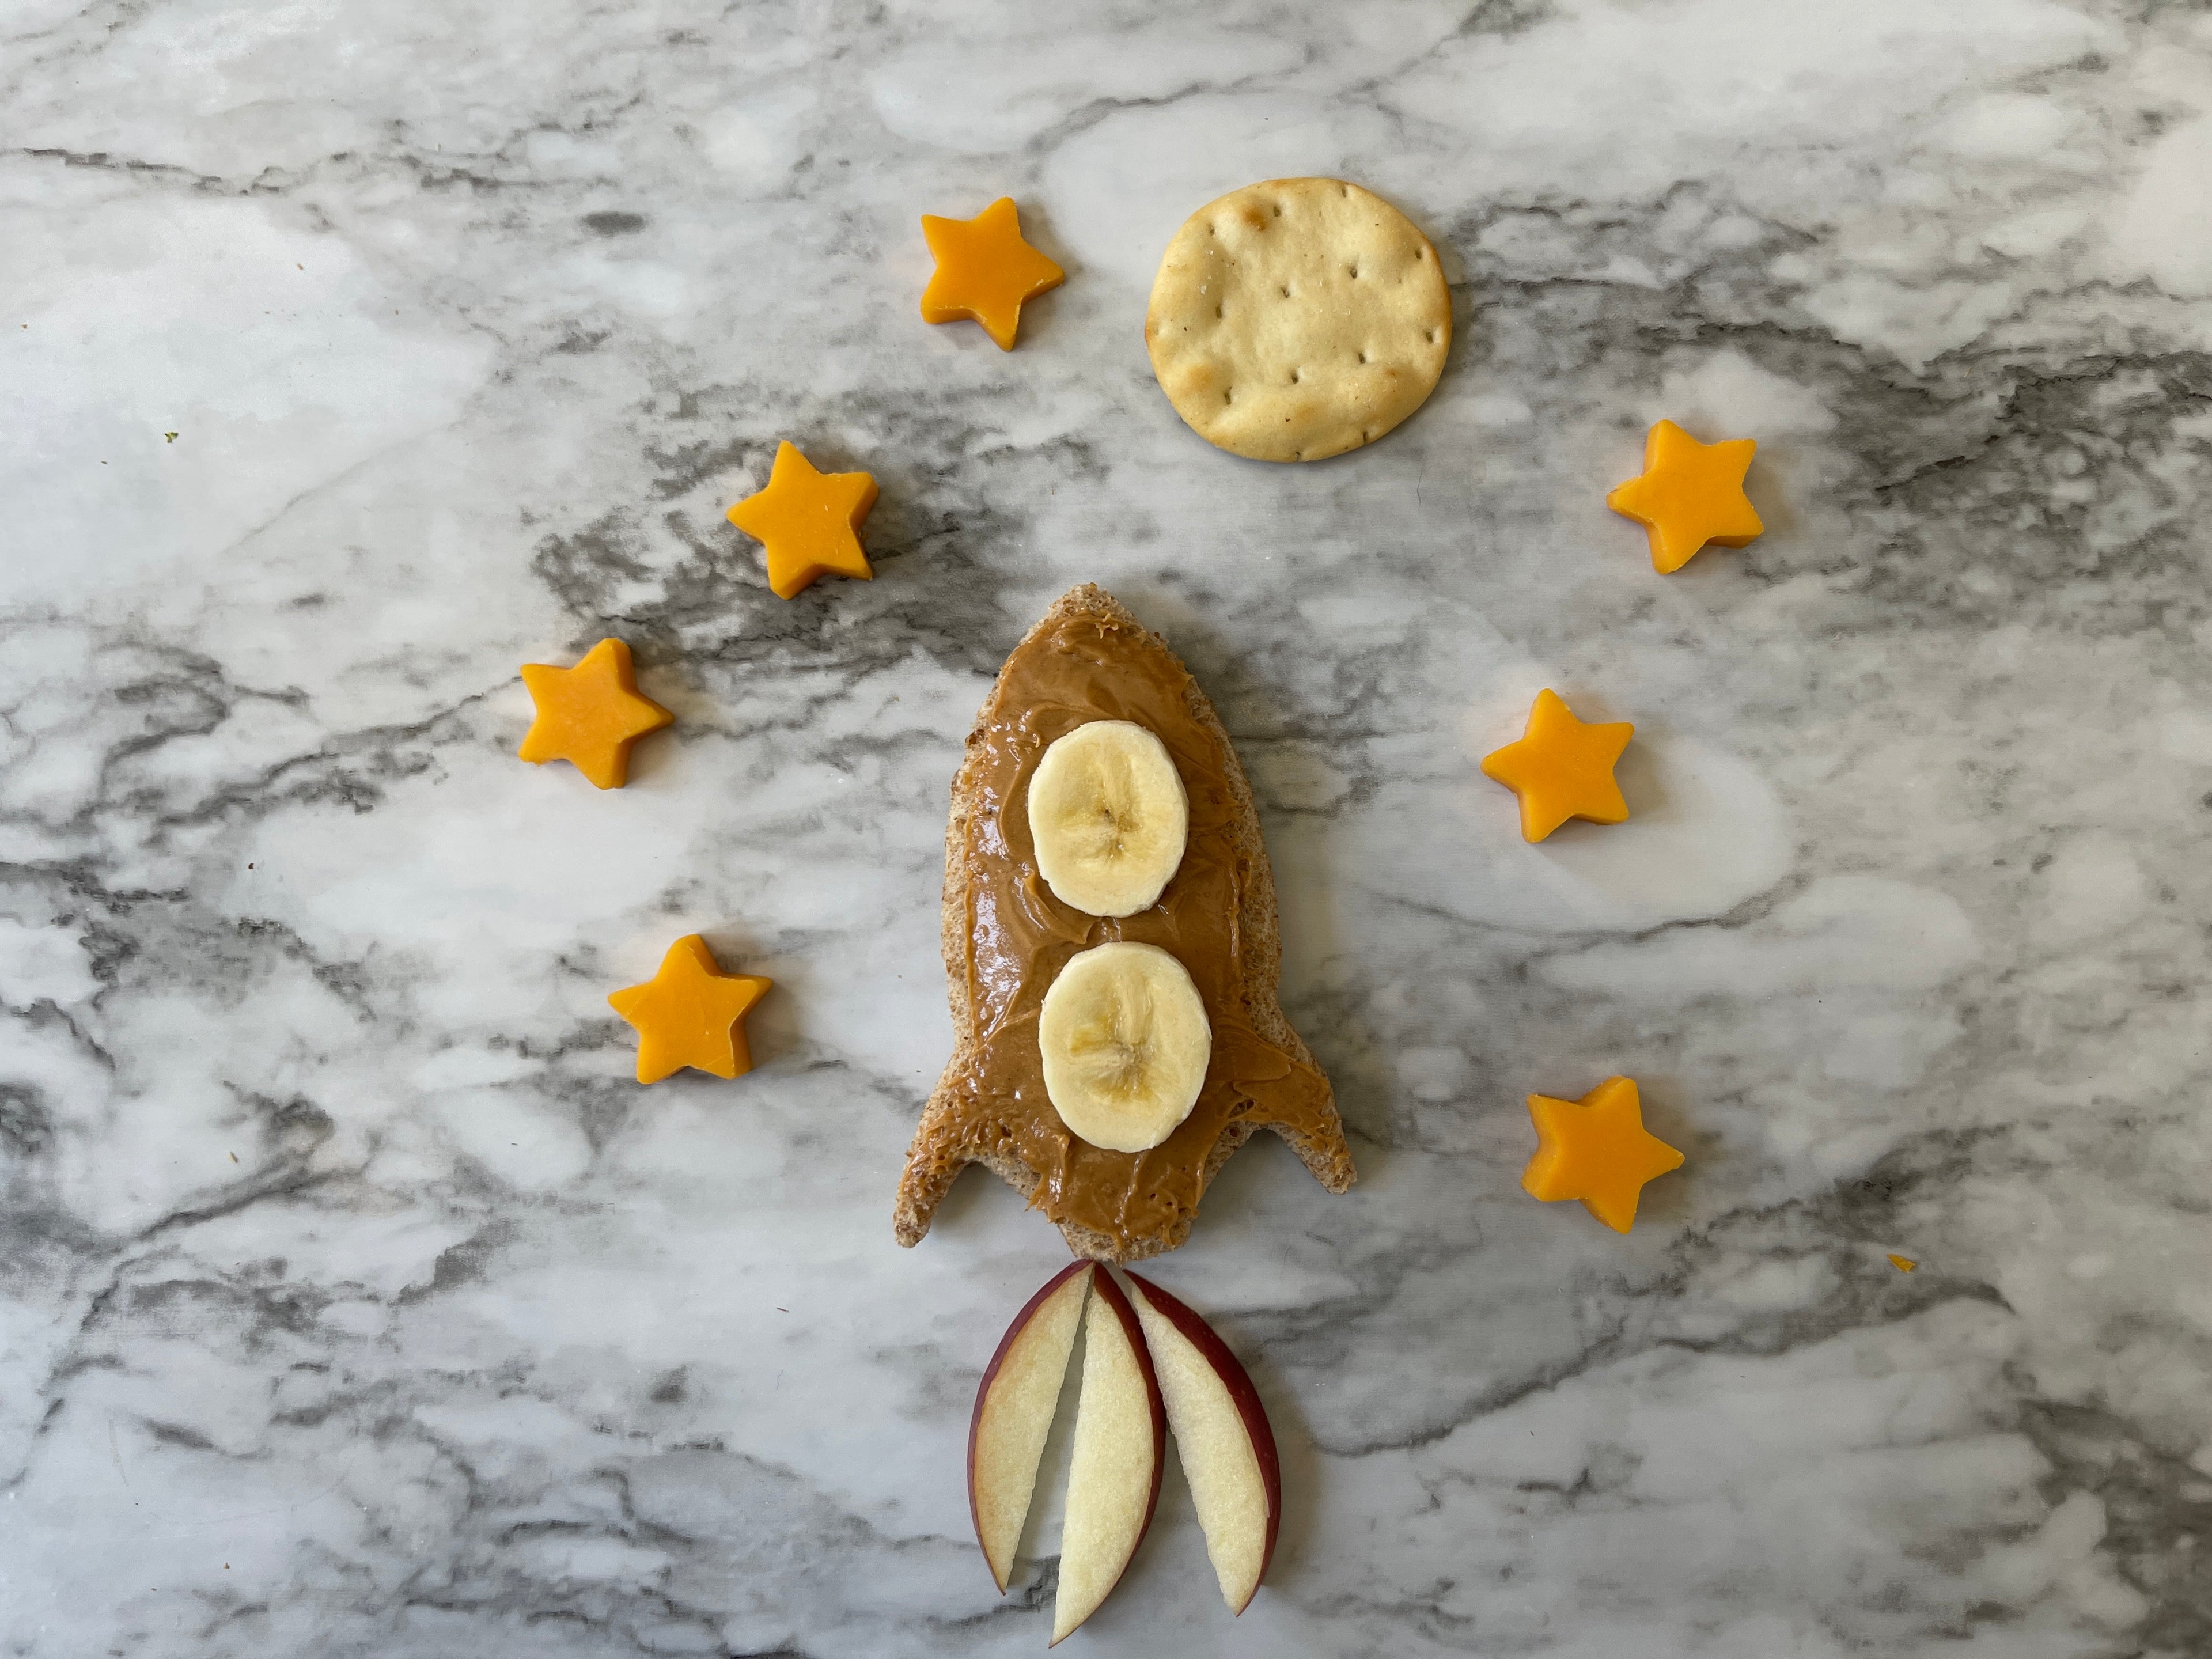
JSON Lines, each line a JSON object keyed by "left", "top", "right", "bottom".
{"left": 1121, "top": 1271, "right": 1282, "bottom": 1603}
{"left": 968, "top": 1259, "right": 1092, "bottom": 1584}
{"left": 1086, "top": 1267, "right": 1166, "bottom": 1544}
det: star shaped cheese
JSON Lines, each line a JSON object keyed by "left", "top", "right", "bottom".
{"left": 517, "top": 638, "right": 673, "bottom": 790}
{"left": 607, "top": 933, "right": 773, "bottom": 1085}
{"left": 1605, "top": 419, "right": 1763, "bottom": 574}
{"left": 1521, "top": 1075, "right": 1684, "bottom": 1234}
{"left": 919, "top": 197, "right": 1065, "bottom": 351}
{"left": 727, "top": 441, "right": 879, "bottom": 600}
{"left": 1480, "top": 689, "right": 1633, "bottom": 843}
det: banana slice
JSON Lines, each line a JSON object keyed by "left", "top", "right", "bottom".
{"left": 1038, "top": 942, "right": 1212, "bottom": 1152}
{"left": 1027, "top": 721, "right": 1189, "bottom": 918}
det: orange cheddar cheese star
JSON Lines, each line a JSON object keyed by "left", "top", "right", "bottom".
{"left": 1605, "top": 419, "right": 1763, "bottom": 574}
{"left": 919, "top": 197, "right": 1064, "bottom": 351}
{"left": 1480, "top": 688, "right": 1634, "bottom": 843}
{"left": 727, "top": 441, "right": 879, "bottom": 600}
{"left": 1521, "top": 1075, "right": 1684, "bottom": 1234}
{"left": 608, "top": 934, "right": 773, "bottom": 1085}
{"left": 517, "top": 638, "right": 673, "bottom": 790}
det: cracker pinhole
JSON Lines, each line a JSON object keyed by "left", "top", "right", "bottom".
{"left": 1359, "top": 350, "right": 1370, "bottom": 363}
{"left": 1280, "top": 284, "right": 1291, "bottom": 298}
{"left": 1272, "top": 202, "right": 1283, "bottom": 217}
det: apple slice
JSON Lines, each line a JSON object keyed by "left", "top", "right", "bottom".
{"left": 1051, "top": 1268, "right": 1165, "bottom": 1644}
{"left": 969, "top": 1262, "right": 1093, "bottom": 1593}
{"left": 1123, "top": 1271, "right": 1282, "bottom": 1615}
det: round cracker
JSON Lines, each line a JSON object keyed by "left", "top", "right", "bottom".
{"left": 1144, "top": 178, "right": 1450, "bottom": 464}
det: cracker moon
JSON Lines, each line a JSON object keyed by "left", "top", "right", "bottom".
{"left": 1143, "top": 177, "right": 1451, "bottom": 463}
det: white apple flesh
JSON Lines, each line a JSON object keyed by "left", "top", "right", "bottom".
{"left": 1051, "top": 1268, "right": 1165, "bottom": 1644}
{"left": 968, "top": 1262, "right": 1093, "bottom": 1593}
{"left": 1122, "top": 1271, "right": 1282, "bottom": 1615}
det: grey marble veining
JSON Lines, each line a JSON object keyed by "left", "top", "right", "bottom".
{"left": 5, "top": 1, "right": 2212, "bottom": 1653}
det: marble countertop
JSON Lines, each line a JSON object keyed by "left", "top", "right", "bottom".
{"left": 6, "top": 2, "right": 2212, "bottom": 1654}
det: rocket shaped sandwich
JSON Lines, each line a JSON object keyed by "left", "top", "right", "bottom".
{"left": 895, "top": 584, "right": 1354, "bottom": 1262}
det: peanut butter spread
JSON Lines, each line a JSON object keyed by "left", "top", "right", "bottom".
{"left": 940, "top": 606, "right": 1338, "bottom": 1251}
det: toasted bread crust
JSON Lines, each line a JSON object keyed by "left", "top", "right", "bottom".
{"left": 894, "top": 584, "right": 1353, "bottom": 1262}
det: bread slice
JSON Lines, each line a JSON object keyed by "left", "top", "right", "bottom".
{"left": 895, "top": 584, "right": 1354, "bottom": 1262}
